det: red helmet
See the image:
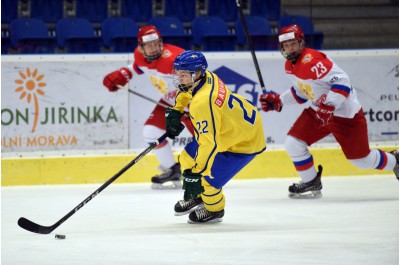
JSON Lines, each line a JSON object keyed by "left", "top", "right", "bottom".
{"left": 137, "top": 25, "right": 162, "bottom": 45}
{"left": 279, "top": 24, "right": 305, "bottom": 43}
{"left": 137, "top": 25, "right": 163, "bottom": 61}
{"left": 278, "top": 24, "right": 305, "bottom": 62}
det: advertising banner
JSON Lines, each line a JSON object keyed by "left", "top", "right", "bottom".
{"left": 1, "top": 55, "right": 130, "bottom": 153}
{"left": 129, "top": 50, "right": 399, "bottom": 150}
{"left": 2, "top": 50, "right": 398, "bottom": 154}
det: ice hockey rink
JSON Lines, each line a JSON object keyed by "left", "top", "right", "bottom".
{"left": 2, "top": 175, "right": 398, "bottom": 265}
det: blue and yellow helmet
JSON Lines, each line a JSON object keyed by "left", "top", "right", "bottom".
{"left": 173, "top": 50, "right": 208, "bottom": 77}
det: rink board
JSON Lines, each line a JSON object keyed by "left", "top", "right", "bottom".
{"left": 2, "top": 146, "right": 397, "bottom": 186}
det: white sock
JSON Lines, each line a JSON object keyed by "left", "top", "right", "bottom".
{"left": 349, "top": 149, "right": 397, "bottom": 170}
{"left": 153, "top": 142, "right": 176, "bottom": 169}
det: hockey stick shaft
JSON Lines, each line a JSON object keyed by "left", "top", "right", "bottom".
{"left": 236, "top": 0, "right": 271, "bottom": 94}
{"left": 18, "top": 132, "right": 169, "bottom": 234}
{"left": 117, "top": 84, "right": 190, "bottom": 116}
{"left": 116, "top": 84, "right": 171, "bottom": 109}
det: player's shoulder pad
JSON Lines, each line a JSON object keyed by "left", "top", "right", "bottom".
{"left": 132, "top": 48, "right": 146, "bottom": 74}
{"left": 133, "top": 48, "right": 146, "bottom": 65}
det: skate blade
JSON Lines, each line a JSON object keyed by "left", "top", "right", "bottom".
{"left": 187, "top": 217, "right": 223, "bottom": 224}
{"left": 151, "top": 181, "right": 182, "bottom": 190}
{"left": 174, "top": 204, "right": 204, "bottom": 216}
{"left": 288, "top": 190, "right": 322, "bottom": 199}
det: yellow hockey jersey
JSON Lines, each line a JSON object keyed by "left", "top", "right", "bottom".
{"left": 173, "top": 71, "right": 266, "bottom": 175}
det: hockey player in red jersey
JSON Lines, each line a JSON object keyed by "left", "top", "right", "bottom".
{"left": 259, "top": 24, "right": 399, "bottom": 199}
{"left": 103, "top": 25, "right": 193, "bottom": 189}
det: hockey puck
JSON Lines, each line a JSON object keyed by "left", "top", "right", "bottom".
{"left": 55, "top": 234, "right": 66, "bottom": 239}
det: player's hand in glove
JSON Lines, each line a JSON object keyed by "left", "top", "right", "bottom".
{"left": 182, "top": 169, "right": 204, "bottom": 201}
{"left": 103, "top": 67, "right": 132, "bottom": 92}
{"left": 315, "top": 95, "right": 335, "bottom": 128}
{"left": 165, "top": 108, "right": 185, "bottom": 139}
{"left": 259, "top": 93, "right": 283, "bottom": 112}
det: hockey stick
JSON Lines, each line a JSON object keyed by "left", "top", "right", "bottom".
{"left": 236, "top": 0, "right": 274, "bottom": 94}
{"left": 18, "top": 132, "right": 169, "bottom": 234}
{"left": 116, "top": 84, "right": 171, "bottom": 109}
{"left": 118, "top": 84, "right": 190, "bottom": 116}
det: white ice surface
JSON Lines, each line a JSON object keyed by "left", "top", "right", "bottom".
{"left": 2, "top": 175, "right": 399, "bottom": 265}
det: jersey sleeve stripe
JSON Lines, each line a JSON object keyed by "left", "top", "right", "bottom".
{"left": 331, "top": 84, "right": 351, "bottom": 97}
{"left": 291, "top": 86, "right": 308, "bottom": 104}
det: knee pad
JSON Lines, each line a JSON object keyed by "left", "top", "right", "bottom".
{"left": 143, "top": 125, "right": 165, "bottom": 143}
{"left": 284, "top": 135, "right": 310, "bottom": 159}
{"left": 143, "top": 125, "right": 168, "bottom": 149}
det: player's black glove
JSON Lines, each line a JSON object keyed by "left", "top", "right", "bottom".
{"left": 182, "top": 169, "right": 204, "bottom": 201}
{"left": 165, "top": 108, "right": 185, "bottom": 139}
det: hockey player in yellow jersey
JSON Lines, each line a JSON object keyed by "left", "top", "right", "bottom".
{"left": 166, "top": 51, "right": 266, "bottom": 223}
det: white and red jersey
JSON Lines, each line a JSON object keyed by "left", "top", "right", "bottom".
{"left": 129, "top": 44, "right": 184, "bottom": 106}
{"left": 280, "top": 48, "right": 362, "bottom": 118}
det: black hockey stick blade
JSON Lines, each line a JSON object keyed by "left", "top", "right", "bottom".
{"left": 18, "top": 217, "right": 55, "bottom": 234}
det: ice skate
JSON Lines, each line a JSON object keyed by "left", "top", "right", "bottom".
{"left": 188, "top": 208, "right": 224, "bottom": 224}
{"left": 151, "top": 163, "right": 182, "bottom": 190}
{"left": 174, "top": 197, "right": 204, "bottom": 216}
{"left": 391, "top": 150, "right": 399, "bottom": 180}
{"left": 288, "top": 165, "right": 323, "bottom": 199}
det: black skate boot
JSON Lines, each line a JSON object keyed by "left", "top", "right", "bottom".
{"left": 390, "top": 150, "right": 399, "bottom": 180}
{"left": 151, "top": 163, "right": 182, "bottom": 190}
{"left": 174, "top": 197, "right": 204, "bottom": 216}
{"left": 188, "top": 208, "right": 224, "bottom": 224}
{"left": 288, "top": 165, "right": 323, "bottom": 199}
